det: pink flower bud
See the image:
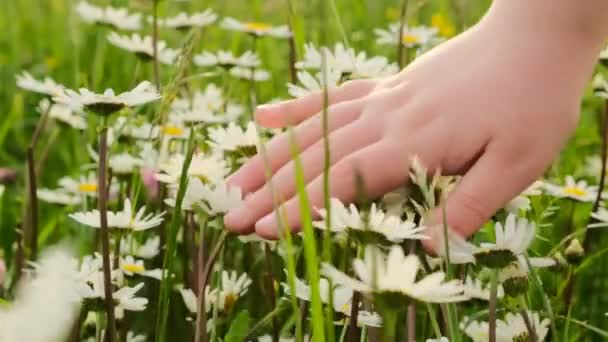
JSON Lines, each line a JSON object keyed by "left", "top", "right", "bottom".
{"left": 141, "top": 167, "right": 160, "bottom": 200}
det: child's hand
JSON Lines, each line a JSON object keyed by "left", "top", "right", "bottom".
{"left": 224, "top": 0, "right": 604, "bottom": 243}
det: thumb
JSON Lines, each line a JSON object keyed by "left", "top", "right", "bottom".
{"left": 422, "top": 146, "right": 543, "bottom": 253}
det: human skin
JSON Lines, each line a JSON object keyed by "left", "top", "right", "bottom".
{"left": 224, "top": 0, "right": 608, "bottom": 247}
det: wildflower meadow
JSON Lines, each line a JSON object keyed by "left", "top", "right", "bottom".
{"left": 1, "top": 0, "right": 608, "bottom": 341}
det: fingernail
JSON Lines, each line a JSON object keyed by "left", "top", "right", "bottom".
{"left": 256, "top": 103, "right": 279, "bottom": 112}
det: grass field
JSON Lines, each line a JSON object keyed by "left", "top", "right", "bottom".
{"left": 2, "top": 0, "right": 608, "bottom": 341}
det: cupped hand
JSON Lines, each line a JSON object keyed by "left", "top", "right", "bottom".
{"left": 224, "top": 5, "right": 600, "bottom": 244}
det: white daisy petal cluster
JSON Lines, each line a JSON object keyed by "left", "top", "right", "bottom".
{"left": 288, "top": 70, "right": 342, "bottom": 98}
{"left": 166, "top": 178, "right": 243, "bottom": 217}
{"left": 181, "top": 270, "right": 251, "bottom": 314}
{"left": 323, "top": 246, "right": 468, "bottom": 303}
{"left": 69, "top": 198, "right": 164, "bottom": 231}
{"left": 230, "top": 67, "right": 271, "bottom": 82}
{"left": 544, "top": 175, "right": 599, "bottom": 202}
{"left": 76, "top": 1, "right": 141, "bottom": 31}
{"left": 295, "top": 43, "right": 398, "bottom": 80}
{"left": 194, "top": 50, "right": 260, "bottom": 69}
{"left": 314, "top": 198, "right": 427, "bottom": 243}
{"left": 463, "top": 276, "right": 505, "bottom": 301}
{"left": 38, "top": 98, "right": 87, "bottom": 130}
{"left": 374, "top": 23, "right": 440, "bottom": 48}
{"left": 38, "top": 173, "right": 108, "bottom": 205}
{"left": 16, "top": 71, "right": 65, "bottom": 96}
{"left": 157, "top": 10, "right": 218, "bottom": 30}
{"left": 107, "top": 32, "right": 180, "bottom": 65}
{"left": 156, "top": 153, "right": 230, "bottom": 185}
{"left": 119, "top": 255, "right": 163, "bottom": 280}
{"left": 208, "top": 122, "right": 259, "bottom": 154}
{"left": 462, "top": 311, "right": 549, "bottom": 342}
{"left": 54, "top": 81, "right": 161, "bottom": 115}
{"left": 221, "top": 17, "right": 291, "bottom": 38}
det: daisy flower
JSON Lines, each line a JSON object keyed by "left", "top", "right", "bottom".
{"left": 37, "top": 99, "right": 87, "bottom": 130}
{"left": 171, "top": 84, "right": 224, "bottom": 112}
{"left": 208, "top": 122, "right": 259, "bottom": 155}
{"left": 313, "top": 198, "right": 428, "bottom": 244}
{"left": 110, "top": 152, "right": 145, "bottom": 175}
{"left": 155, "top": 153, "right": 229, "bottom": 185}
{"left": 107, "top": 32, "right": 180, "bottom": 65}
{"left": 194, "top": 50, "right": 260, "bottom": 69}
{"left": 461, "top": 311, "right": 549, "bottom": 342}
{"left": 229, "top": 67, "right": 271, "bottom": 82}
{"left": 463, "top": 276, "right": 504, "bottom": 301}
{"left": 288, "top": 70, "right": 342, "bottom": 98}
{"left": 374, "top": 23, "right": 439, "bottom": 48}
{"left": 16, "top": 71, "right": 64, "bottom": 96}
{"left": 504, "top": 180, "right": 544, "bottom": 214}
{"left": 37, "top": 188, "right": 82, "bottom": 206}
{"left": 544, "top": 175, "right": 598, "bottom": 202}
{"left": 214, "top": 270, "right": 252, "bottom": 312}
{"left": 113, "top": 283, "right": 149, "bottom": 319}
{"left": 221, "top": 17, "right": 291, "bottom": 38}
{"left": 69, "top": 198, "right": 165, "bottom": 231}
{"left": 119, "top": 256, "right": 162, "bottom": 280}
{"left": 76, "top": 1, "right": 141, "bottom": 30}
{"left": 199, "top": 182, "right": 244, "bottom": 216}
{"left": 322, "top": 246, "right": 468, "bottom": 305}
{"left": 179, "top": 286, "right": 214, "bottom": 314}
{"left": 57, "top": 173, "right": 101, "bottom": 197}
{"left": 114, "top": 117, "right": 160, "bottom": 140}
{"left": 54, "top": 81, "right": 161, "bottom": 116}
{"left": 120, "top": 236, "right": 160, "bottom": 259}
{"left": 157, "top": 10, "right": 217, "bottom": 30}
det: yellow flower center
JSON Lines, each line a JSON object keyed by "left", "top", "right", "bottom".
{"left": 163, "top": 125, "right": 184, "bottom": 137}
{"left": 78, "top": 183, "right": 98, "bottom": 193}
{"left": 431, "top": 13, "right": 455, "bottom": 37}
{"left": 401, "top": 34, "right": 420, "bottom": 44}
{"left": 122, "top": 263, "right": 145, "bottom": 273}
{"left": 564, "top": 186, "right": 587, "bottom": 197}
{"left": 244, "top": 22, "right": 271, "bottom": 32}
{"left": 223, "top": 293, "right": 238, "bottom": 312}
{"left": 341, "top": 303, "right": 351, "bottom": 314}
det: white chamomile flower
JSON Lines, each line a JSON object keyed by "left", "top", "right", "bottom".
{"left": 110, "top": 152, "right": 145, "bottom": 175}
{"left": 314, "top": 198, "right": 427, "bottom": 243}
{"left": 38, "top": 99, "right": 87, "bottom": 130}
{"left": 114, "top": 283, "right": 149, "bottom": 319}
{"left": 208, "top": 122, "right": 259, "bottom": 154}
{"left": 155, "top": 153, "right": 229, "bottom": 185}
{"left": 114, "top": 117, "right": 160, "bottom": 140}
{"left": 119, "top": 256, "right": 162, "bottom": 280}
{"left": 121, "top": 236, "right": 160, "bottom": 259}
{"left": 107, "top": 32, "right": 180, "bottom": 65}
{"left": 505, "top": 180, "right": 544, "bottom": 214}
{"left": 214, "top": 270, "right": 252, "bottom": 312}
{"left": 37, "top": 188, "right": 82, "bottom": 206}
{"left": 589, "top": 207, "right": 608, "bottom": 228}
{"left": 76, "top": 1, "right": 141, "bottom": 30}
{"left": 544, "top": 175, "right": 598, "bottom": 202}
{"left": 200, "top": 182, "right": 244, "bottom": 216}
{"left": 69, "top": 198, "right": 165, "bottom": 231}
{"left": 463, "top": 276, "right": 504, "bottom": 301}
{"left": 436, "top": 214, "right": 536, "bottom": 269}
{"left": 57, "top": 173, "right": 100, "bottom": 197}
{"left": 16, "top": 71, "right": 65, "bottom": 96}
{"left": 126, "top": 332, "right": 146, "bottom": 342}
{"left": 374, "top": 23, "right": 439, "bottom": 48}
{"left": 179, "top": 287, "right": 214, "bottom": 314}
{"left": 288, "top": 70, "right": 341, "bottom": 98}
{"left": 172, "top": 84, "right": 224, "bottom": 112}
{"left": 323, "top": 246, "right": 468, "bottom": 304}
{"left": 157, "top": 10, "right": 217, "bottom": 30}
{"left": 54, "top": 81, "right": 161, "bottom": 116}
{"left": 0, "top": 248, "right": 81, "bottom": 342}
{"left": 462, "top": 311, "right": 549, "bottom": 342}
{"left": 296, "top": 43, "right": 398, "bottom": 79}
{"left": 221, "top": 17, "right": 291, "bottom": 38}
{"left": 230, "top": 67, "right": 271, "bottom": 81}
{"left": 194, "top": 50, "right": 260, "bottom": 69}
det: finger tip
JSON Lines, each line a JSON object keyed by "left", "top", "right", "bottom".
{"left": 224, "top": 210, "right": 253, "bottom": 233}
{"left": 254, "top": 214, "right": 280, "bottom": 239}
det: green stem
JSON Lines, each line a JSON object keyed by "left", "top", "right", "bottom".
{"left": 488, "top": 270, "right": 499, "bottom": 342}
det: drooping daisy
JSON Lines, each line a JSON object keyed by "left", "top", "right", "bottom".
{"left": 113, "top": 283, "right": 149, "bottom": 319}
{"left": 155, "top": 153, "right": 230, "bottom": 185}
{"left": 208, "top": 122, "right": 259, "bottom": 155}
{"left": 16, "top": 71, "right": 65, "bottom": 96}
{"left": 221, "top": 17, "right": 291, "bottom": 38}
{"left": 179, "top": 286, "right": 214, "bottom": 314}
{"left": 69, "top": 198, "right": 164, "bottom": 231}
{"left": 199, "top": 182, "right": 244, "bottom": 216}
{"left": 76, "top": 1, "right": 141, "bottom": 31}
{"left": 157, "top": 10, "right": 217, "bottom": 30}
{"left": 54, "top": 81, "right": 161, "bottom": 116}
{"left": 107, "top": 32, "right": 180, "bottom": 65}
{"left": 462, "top": 276, "right": 504, "bottom": 301}
{"left": 313, "top": 198, "right": 428, "bottom": 244}
{"left": 37, "top": 99, "right": 87, "bottom": 130}
{"left": 229, "top": 67, "right": 271, "bottom": 82}
{"left": 193, "top": 50, "right": 260, "bottom": 69}
{"left": 110, "top": 152, "right": 145, "bottom": 175}
{"left": 114, "top": 117, "right": 160, "bottom": 140}
{"left": 543, "top": 175, "right": 598, "bottom": 202}
{"left": 461, "top": 311, "right": 549, "bottom": 342}
{"left": 322, "top": 246, "right": 468, "bottom": 305}
{"left": 589, "top": 207, "right": 608, "bottom": 228}
{"left": 288, "top": 70, "right": 341, "bottom": 98}
{"left": 172, "top": 84, "right": 224, "bottom": 112}
{"left": 214, "top": 270, "right": 252, "bottom": 312}
{"left": 374, "top": 23, "right": 439, "bottom": 48}
{"left": 120, "top": 236, "right": 160, "bottom": 259}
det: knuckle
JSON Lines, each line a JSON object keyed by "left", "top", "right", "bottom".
{"left": 448, "top": 191, "right": 491, "bottom": 235}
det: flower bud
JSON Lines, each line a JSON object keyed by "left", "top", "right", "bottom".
{"left": 564, "top": 238, "right": 584, "bottom": 264}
